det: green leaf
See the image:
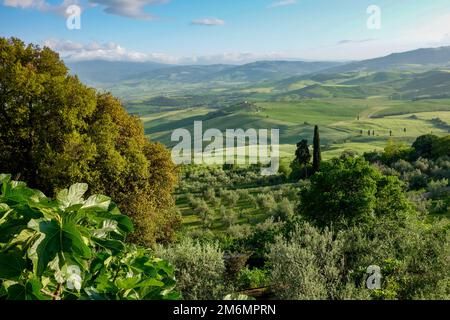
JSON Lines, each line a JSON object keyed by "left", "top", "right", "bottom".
{"left": 28, "top": 219, "right": 92, "bottom": 276}
{"left": 116, "top": 277, "right": 140, "bottom": 290}
{"left": 0, "top": 174, "right": 11, "bottom": 195}
{"left": 136, "top": 278, "right": 164, "bottom": 288}
{"left": 0, "top": 203, "right": 10, "bottom": 213}
{"left": 0, "top": 218, "right": 28, "bottom": 243}
{"left": 7, "top": 278, "right": 48, "bottom": 300}
{"left": 5, "top": 186, "right": 46, "bottom": 205}
{"left": 92, "top": 219, "right": 119, "bottom": 238}
{"left": 57, "top": 183, "right": 88, "bottom": 209}
{"left": 7, "top": 228, "right": 36, "bottom": 248}
{"left": 114, "top": 215, "right": 134, "bottom": 234}
{"left": 82, "top": 287, "right": 108, "bottom": 300}
{"left": 82, "top": 195, "right": 111, "bottom": 212}
{"left": 93, "top": 238, "right": 125, "bottom": 253}
{"left": 0, "top": 250, "right": 26, "bottom": 279}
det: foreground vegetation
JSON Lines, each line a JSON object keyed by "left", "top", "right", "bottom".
{"left": 167, "top": 134, "right": 449, "bottom": 300}
{"left": 0, "top": 175, "right": 178, "bottom": 300}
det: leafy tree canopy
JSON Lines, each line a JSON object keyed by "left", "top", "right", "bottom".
{"left": 0, "top": 37, "right": 179, "bottom": 245}
{"left": 298, "top": 156, "right": 413, "bottom": 228}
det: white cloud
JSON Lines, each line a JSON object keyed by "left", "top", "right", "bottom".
{"left": 4, "top": 0, "right": 37, "bottom": 8}
{"left": 403, "top": 13, "right": 450, "bottom": 46}
{"left": 3, "top": 0, "right": 80, "bottom": 16}
{"left": 87, "top": 0, "right": 169, "bottom": 19}
{"left": 43, "top": 39, "right": 297, "bottom": 64}
{"left": 337, "top": 38, "right": 377, "bottom": 45}
{"left": 3, "top": 0, "right": 168, "bottom": 19}
{"left": 190, "top": 18, "right": 225, "bottom": 26}
{"left": 268, "top": 0, "right": 296, "bottom": 8}
{"left": 44, "top": 38, "right": 181, "bottom": 63}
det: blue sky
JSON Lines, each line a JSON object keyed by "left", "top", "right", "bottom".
{"left": 2, "top": 0, "right": 450, "bottom": 64}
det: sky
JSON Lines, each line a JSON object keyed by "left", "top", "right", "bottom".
{"left": 1, "top": 0, "right": 450, "bottom": 64}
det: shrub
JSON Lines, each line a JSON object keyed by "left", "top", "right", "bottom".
{"left": 392, "top": 160, "right": 414, "bottom": 173}
{"left": 271, "top": 198, "right": 295, "bottom": 222}
{"left": 427, "top": 179, "right": 449, "bottom": 197}
{"left": 408, "top": 170, "right": 429, "bottom": 190}
{"left": 220, "top": 206, "right": 238, "bottom": 228}
{"left": 255, "top": 193, "right": 276, "bottom": 212}
{"left": 267, "top": 223, "right": 345, "bottom": 300}
{"left": 412, "top": 134, "right": 440, "bottom": 159}
{"left": 226, "top": 224, "right": 253, "bottom": 239}
{"left": 236, "top": 268, "right": 269, "bottom": 290}
{"left": 203, "top": 187, "right": 217, "bottom": 203}
{"left": 155, "top": 239, "right": 227, "bottom": 300}
{"left": 220, "top": 190, "right": 240, "bottom": 207}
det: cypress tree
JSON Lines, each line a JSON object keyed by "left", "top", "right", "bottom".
{"left": 313, "top": 125, "right": 321, "bottom": 173}
{"left": 295, "top": 139, "right": 311, "bottom": 178}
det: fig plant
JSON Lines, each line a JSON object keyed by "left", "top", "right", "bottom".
{"left": 0, "top": 174, "right": 179, "bottom": 300}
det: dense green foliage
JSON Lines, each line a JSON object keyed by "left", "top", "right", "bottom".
{"left": 268, "top": 219, "right": 450, "bottom": 300}
{"left": 155, "top": 238, "right": 227, "bottom": 300}
{"left": 295, "top": 140, "right": 311, "bottom": 177}
{"left": 0, "top": 174, "right": 178, "bottom": 300}
{"left": 299, "top": 156, "right": 413, "bottom": 228}
{"left": 0, "top": 38, "right": 179, "bottom": 245}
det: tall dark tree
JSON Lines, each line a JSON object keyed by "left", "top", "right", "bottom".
{"left": 295, "top": 139, "right": 311, "bottom": 177}
{"left": 312, "top": 125, "right": 321, "bottom": 173}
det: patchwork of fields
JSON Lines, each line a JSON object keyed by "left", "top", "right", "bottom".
{"left": 131, "top": 97, "right": 450, "bottom": 161}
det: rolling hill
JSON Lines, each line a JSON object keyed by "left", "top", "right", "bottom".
{"left": 66, "top": 60, "right": 169, "bottom": 84}
{"left": 67, "top": 45, "right": 450, "bottom": 96}
{"left": 322, "top": 46, "right": 450, "bottom": 73}
{"left": 67, "top": 59, "right": 342, "bottom": 87}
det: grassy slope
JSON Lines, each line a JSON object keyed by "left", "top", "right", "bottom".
{"left": 140, "top": 98, "right": 450, "bottom": 161}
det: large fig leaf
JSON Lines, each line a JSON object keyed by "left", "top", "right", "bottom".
{"left": 28, "top": 219, "right": 92, "bottom": 276}
{"left": 0, "top": 250, "right": 26, "bottom": 279}
{"left": 57, "top": 183, "right": 88, "bottom": 209}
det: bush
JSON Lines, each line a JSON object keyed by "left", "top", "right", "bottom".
{"left": 271, "top": 198, "right": 295, "bottom": 222}
{"left": 392, "top": 160, "right": 414, "bottom": 173}
{"left": 255, "top": 193, "right": 276, "bottom": 212}
{"left": 408, "top": 170, "right": 429, "bottom": 190}
{"left": 236, "top": 268, "right": 269, "bottom": 290}
{"left": 221, "top": 206, "right": 238, "bottom": 228}
{"left": 155, "top": 239, "right": 227, "bottom": 300}
{"left": 267, "top": 223, "right": 346, "bottom": 300}
{"left": 427, "top": 179, "right": 449, "bottom": 197}
{"left": 220, "top": 190, "right": 240, "bottom": 207}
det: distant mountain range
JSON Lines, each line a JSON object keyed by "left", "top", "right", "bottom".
{"left": 323, "top": 46, "right": 450, "bottom": 74}
{"left": 66, "top": 46, "right": 450, "bottom": 100}
{"left": 67, "top": 60, "right": 342, "bottom": 85}
{"left": 66, "top": 60, "right": 168, "bottom": 84}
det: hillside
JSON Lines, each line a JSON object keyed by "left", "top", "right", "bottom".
{"left": 323, "top": 46, "right": 450, "bottom": 73}
{"left": 66, "top": 60, "right": 169, "bottom": 84}
{"left": 67, "top": 59, "right": 342, "bottom": 90}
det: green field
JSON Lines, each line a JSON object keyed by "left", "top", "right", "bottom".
{"left": 132, "top": 97, "right": 450, "bottom": 161}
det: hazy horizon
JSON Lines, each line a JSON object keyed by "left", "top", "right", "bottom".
{"left": 2, "top": 0, "right": 450, "bottom": 64}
